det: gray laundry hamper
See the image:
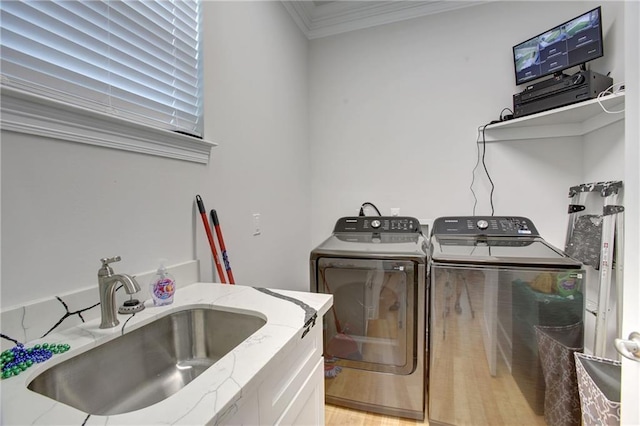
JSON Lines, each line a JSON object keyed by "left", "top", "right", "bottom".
{"left": 535, "top": 322, "right": 584, "bottom": 426}
{"left": 574, "top": 352, "right": 621, "bottom": 426}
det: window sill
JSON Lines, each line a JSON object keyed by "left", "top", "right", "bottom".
{"left": 0, "top": 86, "right": 216, "bottom": 164}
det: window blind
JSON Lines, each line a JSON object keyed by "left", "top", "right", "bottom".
{"left": 0, "top": 0, "right": 203, "bottom": 137}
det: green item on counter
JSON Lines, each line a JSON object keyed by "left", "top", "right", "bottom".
{"left": 1, "top": 342, "right": 70, "bottom": 379}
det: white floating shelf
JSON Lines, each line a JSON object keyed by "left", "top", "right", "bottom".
{"left": 481, "top": 93, "right": 625, "bottom": 142}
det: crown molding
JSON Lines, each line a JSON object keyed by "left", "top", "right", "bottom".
{"left": 282, "top": 1, "right": 488, "bottom": 39}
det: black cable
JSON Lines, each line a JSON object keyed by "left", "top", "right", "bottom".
{"left": 470, "top": 127, "right": 483, "bottom": 215}
{"left": 499, "top": 107, "right": 514, "bottom": 121}
{"left": 359, "top": 202, "right": 382, "bottom": 216}
{"left": 481, "top": 124, "right": 496, "bottom": 216}
{"left": 470, "top": 123, "right": 496, "bottom": 216}
{"left": 471, "top": 106, "right": 508, "bottom": 215}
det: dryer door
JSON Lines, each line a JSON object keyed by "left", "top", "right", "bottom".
{"left": 317, "top": 257, "right": 417, "bottom": 375}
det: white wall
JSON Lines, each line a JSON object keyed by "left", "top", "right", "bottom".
{"left": 621, "top": 2, "right": 640, "bottom": 423}
{"left": 583, "top": 0, "right": 626, "bottom": 184}
{"left": 1, "top": 133, "right": 208, "bottom": 308}
{"left": 0, "top": 1, "right": 310, "bottom": 310}
{"left": 200, "top": 1, "right": 310, "bottom": 291}
{"left": 0, "top": 0, "right": 627, "bottom": 310}
{"left": 309, "top": 1, "right": 625, "bottom": 249}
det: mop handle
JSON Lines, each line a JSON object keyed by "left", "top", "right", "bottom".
{"left": 196, "top": 195, "right": 226, "bottom": 284}
{"left": 210, "top": 209, "right": 235, "bottom": 284}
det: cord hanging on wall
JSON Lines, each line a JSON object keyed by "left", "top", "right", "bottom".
{"left": 358, "top": 202, "right": 382, "bottom": 216}
{"left": 470, "top": 124, "right": 495, "bottom": 216}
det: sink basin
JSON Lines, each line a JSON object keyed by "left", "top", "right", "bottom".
{"left": 28, "top": 307, "right": 266, "bottom": 415}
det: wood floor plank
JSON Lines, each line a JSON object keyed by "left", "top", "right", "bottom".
{"left": 325, "top": 404, "right": 427, "bottom": 426}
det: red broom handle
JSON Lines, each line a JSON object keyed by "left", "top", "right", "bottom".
{"left": 210, "top": 209, "right": 235, "bottom": 284}
{"left": 196, "top": 195, "right": 226, "bottom": 284}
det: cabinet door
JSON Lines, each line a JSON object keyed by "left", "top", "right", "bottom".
{"left": 276, "top": 358, "right": 324, "bottom": 426}
{"left": 259, "top": 325, "right": 322, "bottom": 424}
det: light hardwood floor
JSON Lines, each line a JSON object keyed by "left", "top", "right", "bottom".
{"left": 325, "top": 404, "right": 427, "bottom": 426}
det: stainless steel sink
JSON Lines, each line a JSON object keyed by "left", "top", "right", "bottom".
{"left": 28, "top": 307, "right": 266, "bottom": 415}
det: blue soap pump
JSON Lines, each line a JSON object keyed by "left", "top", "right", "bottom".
{"left": 149, "top": 260, "right": 175, "bottom": 306}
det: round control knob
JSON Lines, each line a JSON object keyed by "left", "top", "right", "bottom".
{"left": 572, "top": 73, "right": 585, "bottom": 85}
{"left": 477, "top": 219, "right": 489, "bottom": 230}
{"left": 371, "top": 219, "right": 381, "bottom": 229}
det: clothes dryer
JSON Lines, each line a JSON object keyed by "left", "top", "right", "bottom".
{"left": 310, "top": 216, "right": 428, "bottom": 420}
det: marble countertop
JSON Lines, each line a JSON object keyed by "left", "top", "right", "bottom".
{"left": 1, "top": 283, "right": 332, "bottom": 425}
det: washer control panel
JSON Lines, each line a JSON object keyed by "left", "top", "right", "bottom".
{"left": 432, "top": 216, "right": 539, "bottom": 237}
{"left": 334, "top": 216, "right": 421, "bottom": 233}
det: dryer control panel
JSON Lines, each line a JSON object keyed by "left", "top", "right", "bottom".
{"left": 334, "top": 216, "right": 421, "bottom": 233}
{"left": 432, "top": 216, "right": 539, "bottom": 237}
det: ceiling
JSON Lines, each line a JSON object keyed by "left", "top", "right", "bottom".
{"left": 281, "top": 1, "right": 487, "bottom": 39}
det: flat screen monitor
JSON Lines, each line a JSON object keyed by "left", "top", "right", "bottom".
{"left": 513, "top": 7, "right": 603, "bottom": 86}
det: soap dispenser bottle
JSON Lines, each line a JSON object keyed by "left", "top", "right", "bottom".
{"left": 149, "top": 261, "right": 175, "bottom": 306}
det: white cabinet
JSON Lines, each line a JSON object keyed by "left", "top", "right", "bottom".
{"left": 258, "top": 323, "right": 324, "bottom": 425}
{"left": 273, "top": 358, "right": 324, "bottom": 426}
{"left": 218, "top": 324, "right": 325, "bottom": 425}
{"left": 482, "top": 93, "right": 625, "bottom": 142}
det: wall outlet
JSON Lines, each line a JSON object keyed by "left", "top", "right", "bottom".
{"left": 252, "top": 213, "right": 261, "bottom": 236}
{"left": 390, "top": 208, "right": 400, "bottom": 216}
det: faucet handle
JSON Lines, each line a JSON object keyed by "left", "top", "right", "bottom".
{"left": 100, "top": 256, "right": 122, "bottom": 267}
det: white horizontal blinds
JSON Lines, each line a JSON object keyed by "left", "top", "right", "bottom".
{"left": 0, "top": 0, "right": 203, "bottom": 137}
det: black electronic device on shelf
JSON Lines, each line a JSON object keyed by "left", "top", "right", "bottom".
{"left": 511, "top": 7, "right": 611, "bottom": 118}
{"left": 513, "top": 7, "right": 603, "bottom": 86}
{"left": 513, "top": 69, "right": 612, "bottom": 118}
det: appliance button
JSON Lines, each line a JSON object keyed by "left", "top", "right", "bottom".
{"left": 477, "top": 219, "right": 489, "bottom": 230}
{"left": 371, "top": 219, "right": 381, "bottom": 229}
{"left": 572, "top": 73, "right": 585, "bottom": 85}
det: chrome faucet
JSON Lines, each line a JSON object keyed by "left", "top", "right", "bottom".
{"left": 98, "top": 256, "right": 141, "bottom": 328}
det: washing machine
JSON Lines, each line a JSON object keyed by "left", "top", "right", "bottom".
{"left": 428, "top": 216, "right": 585, "bottom": 426}
{"left": 310, "top": 216, "right": 428, "bottom": 420}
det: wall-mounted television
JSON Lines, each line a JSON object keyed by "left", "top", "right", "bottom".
{"left": 513, "top": 7, "right": 603, "bottom": 86}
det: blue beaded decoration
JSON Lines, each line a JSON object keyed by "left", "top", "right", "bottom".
{"left": 1, "top": 342, "right": 70, "bottom": 379}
